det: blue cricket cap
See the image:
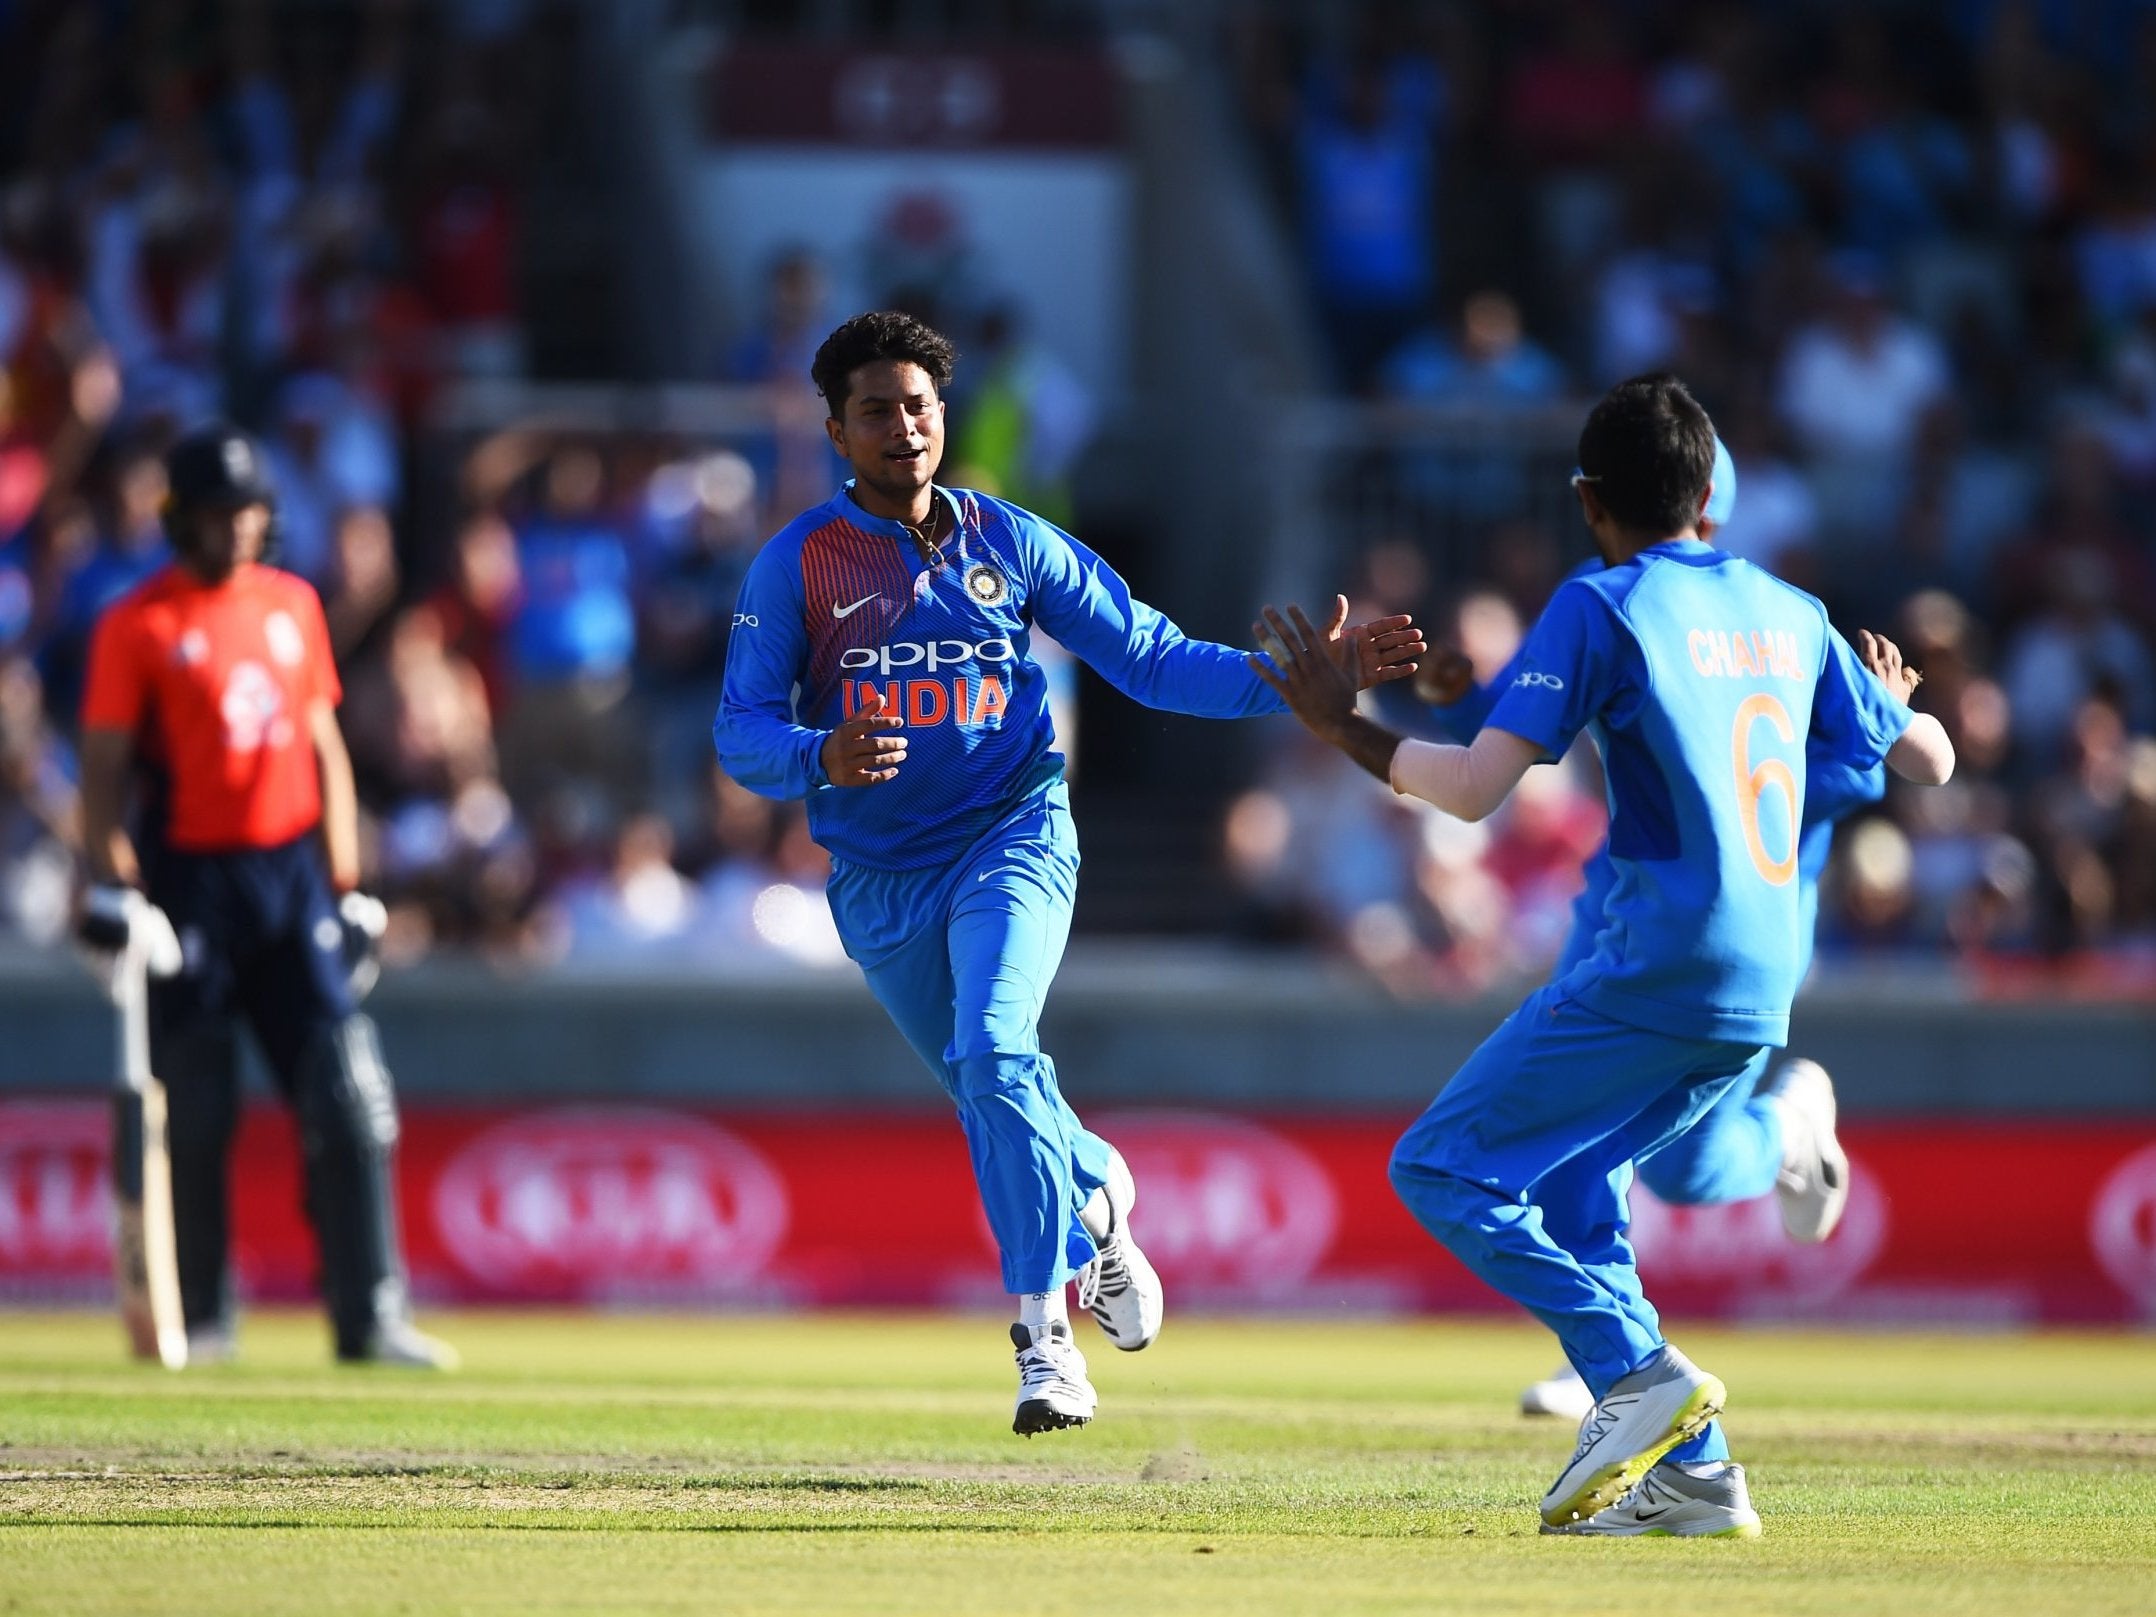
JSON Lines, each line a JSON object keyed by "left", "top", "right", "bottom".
{"left": 1704, "top": 434, "right": 1737, "bottom": 527}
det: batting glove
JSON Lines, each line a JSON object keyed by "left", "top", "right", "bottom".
{"left": 77, "top": 884, "right": 184, "bottom": 980}
{"left": 338, "top": 890, "right": 389, "bottom": 1002}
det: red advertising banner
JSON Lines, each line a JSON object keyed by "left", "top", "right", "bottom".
{"left": 3, "top": 1100, "right": 2153, "bottom": 1324}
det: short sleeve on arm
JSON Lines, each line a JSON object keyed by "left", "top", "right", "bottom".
{"left": 1482, "top": 582, "right": 1632, "bottom": 760}
{"left": 1810, "top": 628, "right": 1912, "bottom": 772}
{"left": 81, "top": 608, "right": 149, "bottom": 733}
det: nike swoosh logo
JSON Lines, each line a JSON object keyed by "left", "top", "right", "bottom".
{"left": 832, "top": 594, "right": 880, "bottom": 620}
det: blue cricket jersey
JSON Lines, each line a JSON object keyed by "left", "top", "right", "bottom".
{"left": 716, "top": 484, "right": 1283, "bottom": 872}
{"left": 1483, "top": 539, "right": 1912, "bottom": 1046}
{"left": 1401, "top": 560, "right": 1888, "bottom": 981}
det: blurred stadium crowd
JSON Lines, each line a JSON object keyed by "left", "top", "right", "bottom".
{"left": 1222, "top": 0, "right": 2156, "bottom": 994}
{"left": 0, "top": 0, "right": 1097, "bottom": 976}
{"left": 1, "top": 0, "right": 2153, "bottom": 997}
{"left": 0, "top": 0, "right": 828, "bottom": 973}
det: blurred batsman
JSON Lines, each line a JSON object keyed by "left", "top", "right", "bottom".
{"left": 75, "top": 423, "right": 454, "bottom": 1369}
{"left": 717, "top": 311, "right": 1422, "bottom": 1434}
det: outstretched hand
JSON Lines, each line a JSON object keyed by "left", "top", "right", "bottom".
{"left": 1250, "top": 603, "right": 1363, "bottom": 740}
{"left": 821, "top": 689, "right": 907, "bottom": 786}
{"left": 1324, "top": 594, "right": 1424, "bottom": 690}
{"left": 1412, "top": 645, "right": 1476, "bottom": 706}
{"left": 1858, "top": 629, "right": 1923, "bottom": 703}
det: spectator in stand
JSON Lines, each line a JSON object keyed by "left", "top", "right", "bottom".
{"left": 1381, "top": 292, "right": 1569, "bottom": 525}
{"left": 556, "top": 811, "right": 698, "bottom": 963}
{"left": 1777, "top": 256, "right": 1950, "bottom": 466}
{"left": 722, "top": 248, "right": 840, "bottom": 525}
{"left": 1776, "top": 252, "right": 1950, "bottom": 538}
{"left": 262, "top": 371, "right": 399, "bottom": 586}
{"left": 724, "top": 247, "right": 828, "bottom": 393}
{"left": 694, "top": 794, "right": 845, "bottom": 969}
{"left": 1381, "top": 289, "right": 1569, "bottom": 408}
{"left": 1703, "top": 393, "right": 1817, "bottom": 581}
{"left": 321, "top": 506, "right": 400, "bottom": 666}
{"left": 1989, "top": 426, "right": 2156, "bottom": 641}
{"left": 490, "top": 442, "right": 640, "bottom": 808}
{"left": 636, "top": 448, "right": 761, "bottom": 818}
{"left": 411, "top": 76, "right": 523, "bottom": 378}
{"left": 38, "top": 439, "right": 171, "bottom": 721}
{"left": 948, "top": 303, "right": 1098, "bottom": 530}
{"left": 0, "top": 652, "right": 77, "bottom": 944}
{"left": 342, "top": 604, "right": 495, "bottom": 812}
{"left": 1297, "top": 46, "right": 1443, "bottom": 391}
{"left": 429, "top": 510, "right": 521, "bottom": 722}
{"left": 1999, "top": 550, "right": 2155, "bottom": 773}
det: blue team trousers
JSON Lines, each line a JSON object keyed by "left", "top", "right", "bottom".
{"left": 1389, "top": 983, "right": 1771, "bottom": 1465}
{"left": 1636, "top": 1072, "right": 1784, "bottom": 1207}
{"left": 827, "top": 784, "right": 1111, "bottom": 1295}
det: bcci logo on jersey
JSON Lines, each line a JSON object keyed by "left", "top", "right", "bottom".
{"left": 963, "top": 562, "right": 1007, "bottom": 606}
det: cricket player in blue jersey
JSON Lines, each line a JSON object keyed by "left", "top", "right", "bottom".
{"left": 1254, "top": 375, "right": 1955, "bottom": 1536}
{"left": 1392, "top": 440, "right": 1923, "bottom": 1423}
{"left": 714, "top": 311, "right": 1423, "bottom": 1435}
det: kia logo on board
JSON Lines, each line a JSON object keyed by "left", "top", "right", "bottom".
{"left": 1629, "top": 1158, "right": 1887, "bottom": 1303}
{"left": 432, "top": 1111, "right": 788, "bottom": 1293}
{"left": 834, "top": 57, "right": 999, "bottom": 144}
{"left": 0, "top": 1101, "right": 111, "bottom": 1269}
{"left": 1090, "top": 1112, "right": 1339, "bottom": 1290}
{"left": 2091, "top": 1142, "right": 2156, "bottom": 1308}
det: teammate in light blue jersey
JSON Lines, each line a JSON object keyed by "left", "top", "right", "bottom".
{"left": 1392, "top": 441, "right": 1920, "bottom": 1422}
{"left": 1253, "top": 375, "right": 1955, "bottom": 1537}
{"left": 716, "top": 311, "right": 1422, "bottom": 1436}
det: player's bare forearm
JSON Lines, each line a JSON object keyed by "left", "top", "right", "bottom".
{"left": 309, "top": 701, "right": 362, "bottom": 892}
{"left": 1327, "top": 712, "right": 1407, "bottom": 784}
{"left": 79, "top": 727, "right": 140, "bottom": 888}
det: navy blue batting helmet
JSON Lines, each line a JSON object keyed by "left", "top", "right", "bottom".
{"left": 163, "top": 424, "right": 276, "bottom": 525}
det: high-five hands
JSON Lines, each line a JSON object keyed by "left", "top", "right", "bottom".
{"left": 1249, "top": 603, "right": 1365, "bottom": 742}
{"left": 822, "top": 688, "right": 909, "bottom": 786}
{"left": 1328, "top": 595, "right": 1424, "bottom": 690}
{"left": 1858, "top": 629, "right": 1922, "bottom": 703}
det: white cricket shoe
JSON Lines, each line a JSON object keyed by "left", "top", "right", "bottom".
{"left": 1010, "top": 1321, "right": 1097, "bottom": 1435}
{"left": 1074, "top": 1148, "right": 1164, "bottom": 1352}
{"left": 354, "top": 1318, "right": 461, "bottom": 1371}
{"left": 1520, "top": 1363, "right": 1595, "bottom": 1421}
{"left": 1542, "top": 1460, "right": 1761, "bottom": 1539}
{"left": 1767, "top": 1058, "right": 1850, "bottom": 1243}
{"left": 184, "top": 1322, "right": 236, "bottom": 1366}
{"left": 1540, "top": 1344, "right": 1726, "bottom": 1529}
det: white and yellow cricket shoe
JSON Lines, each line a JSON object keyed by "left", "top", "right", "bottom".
{"left": 1540, "top": 1344, "right": 1725, "bottom": 1529}
{"left": 1542, "top": 1460, "right": 1762, "bottom": 1538}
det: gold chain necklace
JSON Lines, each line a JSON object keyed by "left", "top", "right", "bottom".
{"left": 900, "top": 499, "right": 949, "bottom": 570}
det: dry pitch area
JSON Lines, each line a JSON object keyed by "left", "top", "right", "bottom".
{"left": 1, "top": 1310, "right": 2152, "bottom": 1615}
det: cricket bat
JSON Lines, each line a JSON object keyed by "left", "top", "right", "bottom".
{"left": 111, "top": 937, "right": 186, "bottom": 1369}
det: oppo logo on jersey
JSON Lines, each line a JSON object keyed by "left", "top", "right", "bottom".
{"left": 838, "top": 637, "right": 1016, "bottom": 676}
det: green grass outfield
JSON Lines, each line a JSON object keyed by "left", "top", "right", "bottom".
{"left": 1, "top": 1311, "right": 2152, "bottom": 1615}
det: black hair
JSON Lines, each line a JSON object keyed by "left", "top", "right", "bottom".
{"left": 811, "top": 310, "right": 958, "bottom": 418}
{"left": 1575, "top": 373, "right": 1717, "bottom": 537}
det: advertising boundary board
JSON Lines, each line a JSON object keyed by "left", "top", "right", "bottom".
{"left": 3, "top": 1101, "right": 2153, "bottom": 1325}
